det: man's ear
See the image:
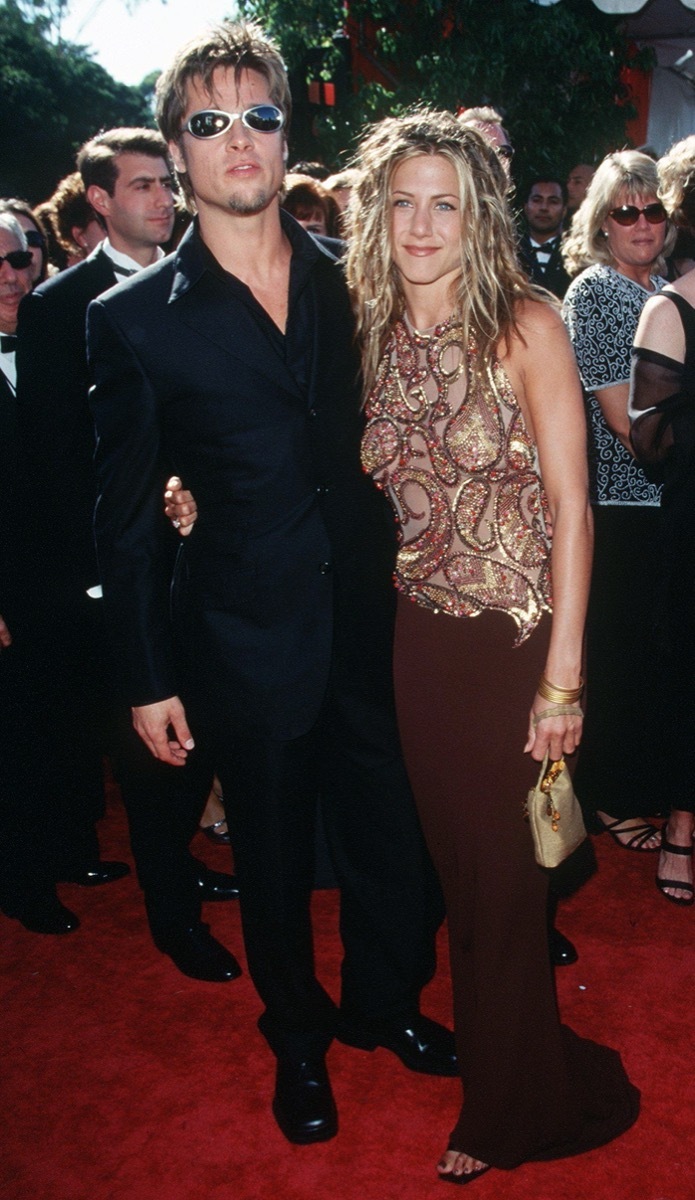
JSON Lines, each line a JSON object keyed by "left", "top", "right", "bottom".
{"left": 169, "top": 140, "right": 187, "bottom": 174}
{"left": 86, "top": 184, "right": 111, "bottom": 222}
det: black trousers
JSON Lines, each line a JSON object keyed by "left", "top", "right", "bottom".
{"left": 189, "top": 600, "right": 444, "bottom": 1061}
{"left": 0, "top": 594, "right": 212, "bottom": 930}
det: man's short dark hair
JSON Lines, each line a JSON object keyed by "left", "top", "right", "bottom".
{"left": 77, "top": 128, "right": 171, "bottom": 195}
{"left": 524, "top": 177, "right": 568, "bottom": 206}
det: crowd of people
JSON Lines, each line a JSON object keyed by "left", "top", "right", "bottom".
{"left": 1, "top": 15, "right": 693, "bottom": 1187}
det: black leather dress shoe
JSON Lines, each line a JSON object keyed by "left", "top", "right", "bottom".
{"left": 338, "top": 1012, "right": 458, "bottom": 1076}
{"left": 2, "top": 892, "right": 80, "bottom": 935}
{"left": 154, "top": 922, "right": 242, "bottom": 982}
{"left": 272, "top": 1056, "right": 338, "bottom": 1144}
{"left": 549, "top": 927, "right": 578, "bottom": 966}
{"left": 195, "top": 867, "right": 240, "bottom": 901}
{"left": 61, "top": 860, "right": 130, "bottom": 887}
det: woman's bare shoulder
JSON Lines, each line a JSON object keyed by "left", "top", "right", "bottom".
{"left": 634, "top": 288, "right": 686, "bottom": 353}
{"left": 507, "top": 295, "right": 571, "bottom": 361}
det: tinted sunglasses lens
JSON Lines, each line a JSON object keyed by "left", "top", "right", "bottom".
{"left": 245, "top": 105, "right": 284, "bottom": 132}
{"left": 497, "top": 145, "right": 514, "bottom": 160}
{"left": 24, "top": 229, "right": 45, "bottom": 247}
{"left": 644, "top": 203, "right": 666, "bottom": 224}
{"left": 3, "top": 250, "right": 33, "bottom": 268}
{"left": 188, "top": 111, "right": 231, "bottom": 138}
{"left": 610, "top": 203, "right": 666, "bottom": 226}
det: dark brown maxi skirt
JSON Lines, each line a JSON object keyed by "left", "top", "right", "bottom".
{"left": 393, "top": 597, "right": 640, "bottom": 1170}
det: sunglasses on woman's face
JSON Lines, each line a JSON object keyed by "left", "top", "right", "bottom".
{"left": 606, "top": 202, "right": 667, "bottom": 227}
{"left": 184, "top": 105, "right": 285, "bottom": 139}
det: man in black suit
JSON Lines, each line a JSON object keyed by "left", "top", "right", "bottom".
{"left": 0, "top": 212, "right": 75, "bottom": 931}
{"left": 10, "top": 129, "right": 240, "bottom": 974}
{"left": 518, "top": 177, "right": 571, "bottom": 299}
{"left": 88, "top": 21, "right": 452, "bottom": 1145}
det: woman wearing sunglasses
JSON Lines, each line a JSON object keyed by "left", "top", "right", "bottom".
{"left": 630, "top": 135, "right": 695, "bottom": 905}
{"left": 562, "top": 152, "right": 675, "bottom": 854}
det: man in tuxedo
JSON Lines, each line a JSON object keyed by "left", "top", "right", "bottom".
{"left": 0, "top": 212, "right": 67, "bottom": 927}
{"left": 88, "top": 21, "right": 452, "bottom": 1145}
{"left": 0, "top": 213, "right": 33, "bottom": 644}
{"left": 518, "top": 177, "right": 571, "bottom": 299}
{"left": 10, "top": 129, "right": 240, "bottom": 975}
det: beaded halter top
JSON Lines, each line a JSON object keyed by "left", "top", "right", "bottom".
{"left": 361, "top": 316, "right": 553, "bottom": 644}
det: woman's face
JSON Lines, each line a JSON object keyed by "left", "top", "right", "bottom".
{"left": 390, "top": 154, "right": 462, "bottom": 294}
{"left": 294, "top": 206, "right": 327, "bottom": 237}
{"left": 602, "top": 189, "right": 667, "bottom": 281}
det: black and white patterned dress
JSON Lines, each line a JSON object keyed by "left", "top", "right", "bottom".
{"left": 562, "top": 263, "right": 667, "bottom": 823}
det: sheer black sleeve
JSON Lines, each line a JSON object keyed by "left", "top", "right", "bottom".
{"left": 629, "top": 346, "right": 685, "bottom": 465}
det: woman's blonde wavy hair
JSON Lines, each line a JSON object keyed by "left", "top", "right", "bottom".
{"left": 658, "top": 135, "right": 695, "bottom": 232}
{"left": 345, "top": 108, "right": 537, "bottom": 394}
{"left": 562, "top": 149, "right": 675, "bottom": 278}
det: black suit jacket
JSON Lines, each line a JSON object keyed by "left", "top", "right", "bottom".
{"left": 88, "top": 216, "right": 398, "bottom": 738}
{"left": 0, "top": 367, "right": 17, "bottom": 620}
{"left": 518, "top": 233, "right": 571, "bottom": 300}
{"left": 15, "top": 246, "right": 118, "bottom": 603}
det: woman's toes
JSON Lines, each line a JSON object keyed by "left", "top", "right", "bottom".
{"left": 437, "top": 1150, "right": 488, "bottom": 1179}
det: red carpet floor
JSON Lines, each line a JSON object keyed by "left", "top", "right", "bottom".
{"left": 1, "top": 787, "right": 692, "bottom": 1200}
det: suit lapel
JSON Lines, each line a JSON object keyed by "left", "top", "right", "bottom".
{"left": 171, "top": 256, "right": 304, "bottom": 403}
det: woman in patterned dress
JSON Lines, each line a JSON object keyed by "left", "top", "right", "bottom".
{"left": 348, "top": 109, "right": 639, "bottom": 1185}
{"left": 562, "top": 152, "right": 674, "bottom": 851}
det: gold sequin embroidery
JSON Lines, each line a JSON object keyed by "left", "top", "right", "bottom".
{"left": 361, "top": 317, "right": 552, "bottom": 644}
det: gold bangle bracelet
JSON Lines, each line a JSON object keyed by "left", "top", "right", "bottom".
{"left": 537, "top": 675, "right": 584, "bottom": 705}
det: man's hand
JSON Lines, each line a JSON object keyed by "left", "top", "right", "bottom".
{"left": 0, "top": 614, "right": 11, "bottom": 650}
{"left": 132, "top": 695, "right": 195, "bottom": 766}
{"left": 164, "top": 475, "right": 197, "bottom": 537}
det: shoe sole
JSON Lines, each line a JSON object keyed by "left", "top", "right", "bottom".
{"left": 271, "top": 1099, "right": 338, "bottom": 1144}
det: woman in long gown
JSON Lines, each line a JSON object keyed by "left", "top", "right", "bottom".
{"left": 348, "top": 109, "right": 639, "bottom": 1184}
{"left": 631, "top": 134, "right": 695, "bottom": 905}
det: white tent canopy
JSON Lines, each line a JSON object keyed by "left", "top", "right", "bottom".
{"left": 533, "top": 0, "right": 695, "bottom": 11}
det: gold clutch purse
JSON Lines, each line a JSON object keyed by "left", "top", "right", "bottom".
{"left": 525, "top": 755, "right": 587, "bottom": 868}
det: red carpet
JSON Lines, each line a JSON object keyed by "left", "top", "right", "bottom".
{"left": 1, "top": 787, "right": 692, "bottom": 1200}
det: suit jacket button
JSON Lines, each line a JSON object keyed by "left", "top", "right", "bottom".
{"left": 319, "top": 561, "right": 332, "bottom": 575}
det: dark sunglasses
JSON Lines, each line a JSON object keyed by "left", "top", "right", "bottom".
{"left": 0, "top": 249, "right": 33, "bottom": 269}
{"left": 607, "top": 202, "right": 667, "bottom": 227}
{"left": 185, "top": 105, "right": 285, "bottom": 139}
{"left": 497, "top": 144, "right": 514, "bottom": 161}
{"left": 23, "top": 228, "right": 45, "bottom": 248}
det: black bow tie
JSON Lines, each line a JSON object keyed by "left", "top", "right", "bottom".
{"left": 0, "top": 334, "right": 17, "bottom": 352}
{"left": 533, "top": 240, "right": 557, "bottom": 255}
{"left": 111, "top": 263, "right": 137, "bottom": 278}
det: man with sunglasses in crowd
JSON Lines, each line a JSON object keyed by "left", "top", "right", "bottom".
{"left": 0, "top": 213, "right": 52, "bottom": 923}
{"left": 87, "top": 20, "right": 454, "bottom": 1146}
{"left": 0, "top": 212, "right": 33, "bottom": 639}
{"left": 7, "top": 128, "right": 240, "bottom": 969}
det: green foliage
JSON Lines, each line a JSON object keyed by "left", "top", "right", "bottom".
{"left": 0, "top": 0, "right": 152, "bottom": 201}
{"left": 239, "top": 0, "right": 652, "bottom": 186}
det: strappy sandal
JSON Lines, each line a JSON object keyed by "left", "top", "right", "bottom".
{"left": 656, "top": 836, "right": 695, "bottom": 906}
{"left": 596, "top": 816, "right": 662, "bottom": 852}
